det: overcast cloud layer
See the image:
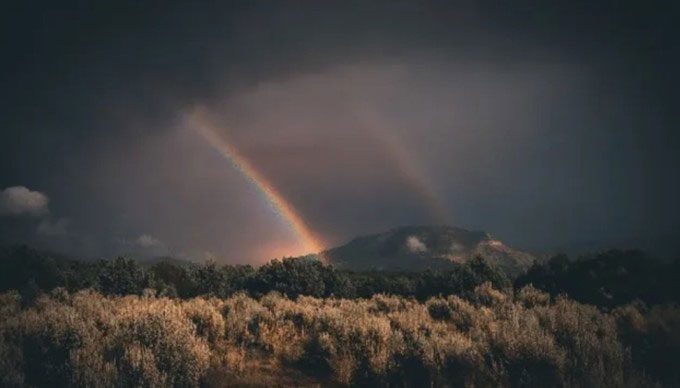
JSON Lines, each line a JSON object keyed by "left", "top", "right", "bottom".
{"left": 1, "top": 1, "right": 678, "bottom": 262}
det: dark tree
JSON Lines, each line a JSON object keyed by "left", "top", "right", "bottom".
{"left": 98, "top": 257, "right": 151, "bottom": 296}
{"left": 253, "top": 257, "right": 327, "bottom": 298}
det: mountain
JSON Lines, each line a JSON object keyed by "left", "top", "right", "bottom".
{"left": 323, "top": 226, "right": 536, "bottom": 276}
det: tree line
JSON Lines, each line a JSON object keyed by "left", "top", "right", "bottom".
{"left": 1, "top": 245, "right": 678, "bottom": 308}
{"left": 0, "top": 245, "right": 509, "bottom": 302}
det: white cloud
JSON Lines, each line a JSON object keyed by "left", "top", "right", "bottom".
{"left": 0, "top": 186, "right": 49, "bottom": 217}
{"left": 450, "top": 242, "right": 465, "bottom": 253}
{"left": 137, "top": 234, "right": 162, "bottom": 248}
{"left": 406, "top": 235, "right": 427, "bottom": 253}
{"left": 36, "top": 218, "right": 70, "bottom": 237}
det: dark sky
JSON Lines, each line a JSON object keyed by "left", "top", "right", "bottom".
{"left": 1, "top": 1, "right": 678, "bottom": 262}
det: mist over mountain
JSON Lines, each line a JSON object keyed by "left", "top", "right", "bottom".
{"left": 324, "top": 225, "right": 536, "bottom": 276}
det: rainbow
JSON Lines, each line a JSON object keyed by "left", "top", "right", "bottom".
{"left": 355, "top": 106, "right": 449, "bottom": 224}
{"left": 186, "top": 109, "right": 327, "bottom": 260}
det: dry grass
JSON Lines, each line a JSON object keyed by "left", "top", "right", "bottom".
{"left": 1, "top": 284, "right": 678, "bottom": 387}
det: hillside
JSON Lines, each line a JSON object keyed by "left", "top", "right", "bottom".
{"left": 324, "top": 226, "right": 536, "bottom": 276}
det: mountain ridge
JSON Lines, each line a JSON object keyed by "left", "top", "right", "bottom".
{"left": 323, "top": 225, "right": 536, "bottom": 276}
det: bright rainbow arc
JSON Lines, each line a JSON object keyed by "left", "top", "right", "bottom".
{"left": 187, "top": 110, "right": 327, "bottom": 261}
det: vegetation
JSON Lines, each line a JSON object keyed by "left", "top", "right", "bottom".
{"left": 2, "top": 245, "right": 678, "bottom": 307}
{"left": 1, "top": 285, "right": 678, "bottom": 387}
{"left": 0, "top": 246, "right": 511, "bottom": 302}
{"left": 516, "top": 250, "right": 680, "bottom": 307}
{"left": 1, "top": 245, "right": 679, "bottom": 386}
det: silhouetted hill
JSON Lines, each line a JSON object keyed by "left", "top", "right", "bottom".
{"left": 324, "top": 226, "right": 536, "bottom": 276}
{"left": 537, "top": 234, "right": 680, "bottom": 261}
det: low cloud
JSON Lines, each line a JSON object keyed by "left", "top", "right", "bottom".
{"left": 137, "top": 234, "right": 162, "bottom": 248}
{"left": 36, "top": 218, "right": 70, "bottom": 237}
{"left": 0, "top": 186, "right": 49, "bottom": 217}
{"left": 113, "top": 234, "right": 168, "bottom": 257}
{"left": 406, "top": 236, "right": 427, "bottom": 253}
{"left": 450, "top": 242, "right": 465, "bottom": 253}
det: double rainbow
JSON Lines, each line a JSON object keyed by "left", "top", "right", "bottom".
{"left": 186, "top": 105, "right": 448, "bottom": 262}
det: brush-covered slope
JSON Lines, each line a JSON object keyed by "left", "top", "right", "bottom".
{"left": 324, "top": 226, "right": 536, "bottom": 276}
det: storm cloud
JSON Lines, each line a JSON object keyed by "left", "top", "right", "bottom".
{"left": 1, "top": 1, "right": 678, "bottom": 261}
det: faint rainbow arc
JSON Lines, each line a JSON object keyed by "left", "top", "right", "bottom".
{"left": 186, "top": 111, "right": 327, "bottom": 261}
{"left": 356, "top": 107, "right": 450, "bottom": 224}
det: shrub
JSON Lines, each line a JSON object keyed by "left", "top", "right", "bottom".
{"left": 426, "top": 298, "right": 451, "bottom": 320}
{"left": 113, "top": 297, "right": 211, "bottom": 387}
{"left": 516, "top": 285, "right": 551, "bottom": 308}
{"left": 1, "top": 287, "right": 678, "bottom": 387}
